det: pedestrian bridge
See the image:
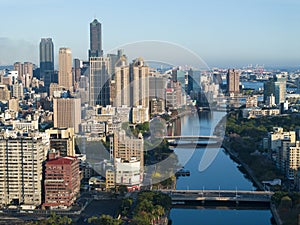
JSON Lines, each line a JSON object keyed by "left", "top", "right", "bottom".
{"left": 160, "top": 190, "right": 273, "bottom": 204}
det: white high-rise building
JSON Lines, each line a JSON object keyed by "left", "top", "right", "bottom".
{"left": 114, "top": 56, "right": 130, "bottom": 107}
{"left": 287, "top": 141, "right": 300, "bottom": 180}
{"left": 0, "top": 131, "right": 49, "bottom": 207}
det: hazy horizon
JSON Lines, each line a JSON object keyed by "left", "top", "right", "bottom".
{"left": 0, "top": 0, "right": 299, "bottom": 68}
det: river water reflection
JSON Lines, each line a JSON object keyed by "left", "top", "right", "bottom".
{"left": 169, "top": 111, "right": 272, "bottom": 225}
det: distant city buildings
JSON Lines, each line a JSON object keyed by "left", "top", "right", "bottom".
{"left": 264, "top": 74, "right": 287, "bottom": 105}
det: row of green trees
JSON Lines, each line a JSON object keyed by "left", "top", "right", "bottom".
{"left": 87, "top": 214, "right": 122, "bottom": 225}
{"left": 25, "top": 213, "right": 72, "bottom": 225}
{"left": 224, "top": 111, "right": 287, "bottom": 182}
{"left": 226, "top": 111, "right": 300, "bottom": 141}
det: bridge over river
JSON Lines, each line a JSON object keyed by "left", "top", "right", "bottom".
{"left": 163, "top": 135, "right": 222, "bottom": 146}
{"left": 160, "top": 190, "right": 273, "bottom": 205}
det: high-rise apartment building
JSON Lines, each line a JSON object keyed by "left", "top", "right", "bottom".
{"left": 89, "top": 57, "right": 111, "bottom": 106}
{"left": 287, "top": 141, "right": 300, "bottom": 180}
{"left": 23, "top": 62, "right": 33, "bottom": 77}
{"left": 12, "top": 82, "right": 24, "bottom": 99}
{"left": 0, "top": 131, "right": 49, "bottom": 207}
{"left": 149, "top": 75, "right": 168, "bottom": 101}
{"left": 89, "top": 19, "right": 103, "bottom": 58}
{"left": 40, "top": 38, "right": 54, "bottom": 88}
{"left": 226, "top": 69, "right": 240, "bottom": 96}
{"left": 58, "top": 48, "right": 73, "bottom": 91}
{"left": 53, "top": 98, "right": 81, "bottom": 133}
{"left": 13, "top": 62, "right": 23, "bottom": 81}
{"left": 43, "top": 151, "right": 80, "bottom": 209}
{"left": 114, "top": 56, "right": 130, "bottom": 107}
{"left": 274, "top": 74, "right": 286, "bottom": 104}
{"left": 131, "top": 58, "right": 149, "bottom": 108}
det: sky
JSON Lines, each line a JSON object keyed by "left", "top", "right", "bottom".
{"left": 0, "top": 0, "right": 300, "bottom": 68}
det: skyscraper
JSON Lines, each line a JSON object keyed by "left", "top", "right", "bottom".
{"left": 58, "top": 48, "right": 73, "bottom": 91}
{"left": 40, "top": 38, "right": 54, "bottom": 88}
{"left": 89, "top": 19, "right": 103, "bottom": 58}
{"left": 226, "top": 69, "right": 240, "bottom": 96}
{"left": 187, "top": 68, "right": 194, "bottom": 95}
{"left": 131, "top": 58, "right": 149, "bottom": 108}
{"left": 74, "top": 58, "right": 81, "bottom": 83}
{"left": 13, "top": 62, "right": 23, "bottom": 81}
{"left": 274, "top": 74, "right": 286, "bottom": 104}
{"left": 114, "top": 56, "right": 130, "bottom": 107}
{"left": 53, "top": 98, "right": 81, "bottom": 133}
{"left": 89, "top": 57, "right": 111, "bottom": 106}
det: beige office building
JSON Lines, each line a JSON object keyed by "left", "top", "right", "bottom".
{"left": 53, "top": 98, "right": 81, "bottom": 133}
{"left": 0, "top": 85, "right": 11, "bottom": 101}
{"left": 114, "top": 56, "right": 130, "bottom": 107}
{"left": 58, "top": 48, "right": 73, "bottom": 91}
{"left": 0, "top": 131, "right": 49, "bottom": 207}
{"left": 131, "top": 58, "right": 149, "bottom": 108}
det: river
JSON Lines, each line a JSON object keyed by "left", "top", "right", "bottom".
{"left": 169, "top": 111, "right": 273, "bottom": 225}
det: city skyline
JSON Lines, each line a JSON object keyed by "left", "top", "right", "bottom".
{"left": 0, "top": 0, "right": 299, "bottom": 68}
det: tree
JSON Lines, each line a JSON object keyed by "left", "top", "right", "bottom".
{"left": 25, "top": 213, "right": 72, "bottom": 225}
{"left": 87, "top": 214, "right": 122, "bottom": 225}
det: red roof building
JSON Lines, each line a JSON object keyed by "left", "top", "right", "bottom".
{"left": 43, "top": 154, "right": 80, "bottom": 209}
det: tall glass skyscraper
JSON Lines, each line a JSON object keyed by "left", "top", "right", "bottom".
{"left": 89, "top": 57, "right": 111, "bottom": 106}
{"left": 40, "top": 38, "right": 54, "bottom": 89}
{"left": 89, "top": 19, "right": 103, "bottom": 59}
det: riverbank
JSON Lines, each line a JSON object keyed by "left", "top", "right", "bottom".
{"left": 216, "top": 110, "right": 300, "bottom": 225}
{"left": 221, "top": 139, "right": 264, "bottom": 190}
{"left": 222, "top": 140, "right": 283, "bottom": 225}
